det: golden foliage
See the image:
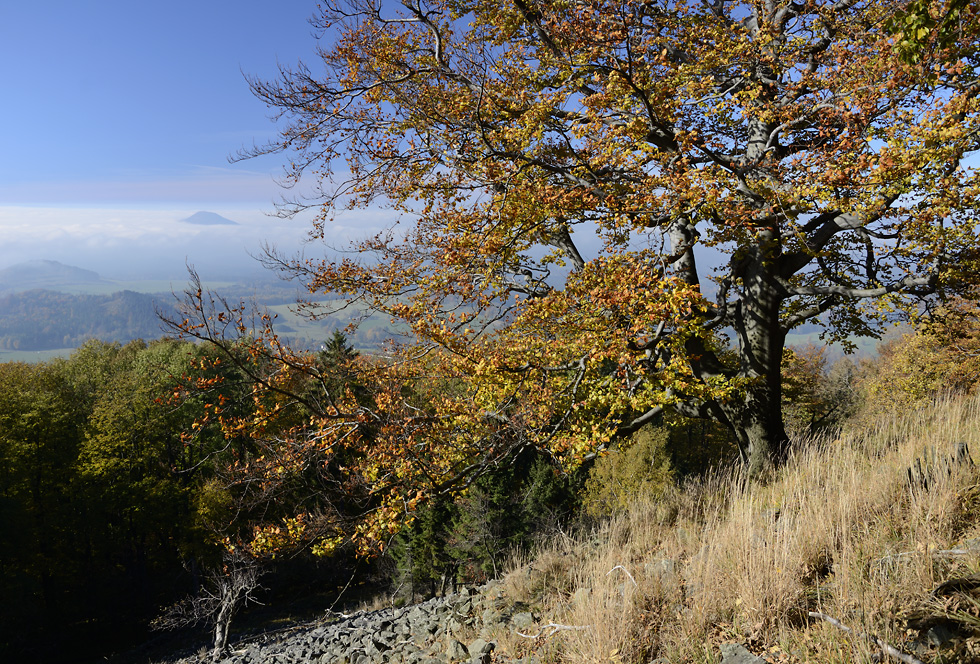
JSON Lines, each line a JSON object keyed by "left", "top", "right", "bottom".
{"left": 857, "top": 297, "right": 980, "bottom": 415}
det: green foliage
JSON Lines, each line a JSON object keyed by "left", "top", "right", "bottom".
{"left": 315, "top": 329, "right": 366, "bottom": 407}
{"left": 583, "top": 426, "right": 675, "bottom": 517}
{"left": 0, "top": 361, "right": 87, "bottom": 635}
{"left": 389, "top": 450, "right": 581, "bottom": 598}
{"left": 886, "top": 0, "right": 974, "bottom": 64}
{"left": 450, "top": 453, "right": 583, "bottom": 583}
{"left": 449, "top": 465, "right": 529, "bottom": 581}
{"left": 389, "top": 495, "right": 456, "bottom": 599}
{"left": 661, "top": 415, "right": 741, "bottom": 478}
{"left": 0, "top": 338, "right": 250, "bottom": 660}
{"left": 319, "top": 329, "right": 359, "bottom": 366}
{"left": 0, "top": 289, "right": 173, "bottom": 350}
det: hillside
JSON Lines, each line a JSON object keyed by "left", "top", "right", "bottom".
{"left": 0, "top": 259, "right": 109, "bottom": 294}
{"left": 485, "top": 397, "right": 980, "bottom": 663}
{"left": 145, "top": 395, "right": 980, "bottom": 664}
{"left": 0, "top": 289, "right": 174, "bottom": 350}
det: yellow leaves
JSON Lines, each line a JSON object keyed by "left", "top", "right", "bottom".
{"left": 247, "top": 516, "right": 309, "bottom": 557}
{"left": 311, "top": 536, "right": 344, "bottom": 557}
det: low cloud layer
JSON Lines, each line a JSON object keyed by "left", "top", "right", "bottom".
{"left": 0, "top": 206, "right": 392, "bottom": 281}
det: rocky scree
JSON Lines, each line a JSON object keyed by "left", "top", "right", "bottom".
{"left": 176, "top": 581, "right": 539, "bottom": 664}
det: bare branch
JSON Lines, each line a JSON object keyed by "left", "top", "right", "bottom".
{"left": 808, "top": 612, "right": 925, "bottom": 664}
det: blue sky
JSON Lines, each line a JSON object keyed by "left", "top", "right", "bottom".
{"left": 0, "top": 1, "right": 380, "bottom": 277}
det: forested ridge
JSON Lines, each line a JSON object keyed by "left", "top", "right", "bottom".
{"left": 0, "top": 290, "right": 171, "bottom": 350}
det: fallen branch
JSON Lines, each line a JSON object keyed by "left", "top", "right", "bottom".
{"left": 808, "top": 612, "right": 925, "bottom": 664}
{"left": 874, "top": 547, "right": 980, "bottom": 567}
{"left": 515, "top": 622, "right": 591, "bottom": 639}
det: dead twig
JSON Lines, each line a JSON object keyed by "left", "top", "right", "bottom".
{"left": 871, "top": 543, "right": 980, "bottom": 577}
{"left": 515, "top": 622, "right": 591, "bottom": 639}
{"left": 808, "top": 612, "right": 925, "bottom": 664}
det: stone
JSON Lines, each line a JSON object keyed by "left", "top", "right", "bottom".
{"left": 468, "top": 638, "right": 494, "bottom": 657}
{"left": 510, "top": 611, "right": 535, "bottom": 629}
{"left": 926, "top": 623, "right": 960, "bottom": 648}
{"left": 719, "top": 643, "right": 766, "bottom": 664}
{"left": 645, "top": 558, "right": 677, "bottom": 584}
{"left": 445, "top": 639, "right": 469, "bottom": 661}
{"left": 194, "top": 578, "right": 559, "bottom": 664}
{"left": 481, "top": 607, "right": 502, "bottom": 626}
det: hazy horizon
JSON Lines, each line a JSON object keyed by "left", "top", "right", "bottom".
{"left": 0, "top": 205, "right": 372, "bottom": 282}
{"left": 0, "top": 1, "right": 395, "bottom": 282}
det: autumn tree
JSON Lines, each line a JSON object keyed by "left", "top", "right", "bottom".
{"left": 855, "top": 295, "right": 980, "bottom": 414}
{"left": 174, "top": 0, "right": 980, "bottom": 555}
{"left": 780, "top": 344, "right": 856, "bottom": 436}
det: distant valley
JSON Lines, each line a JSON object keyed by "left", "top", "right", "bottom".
{"left": 0, "top": 259, "right": 397, "bottom": 361}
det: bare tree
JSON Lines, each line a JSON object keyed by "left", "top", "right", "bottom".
{"left": 153, "top": 552, "right": 264, "bottom": 662}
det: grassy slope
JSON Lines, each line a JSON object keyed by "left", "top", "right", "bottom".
{"left": 490, "top": 395, "right": 980, "bottom": 663}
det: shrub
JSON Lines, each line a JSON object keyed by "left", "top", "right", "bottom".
{"left": 583, "top": 426, "right": 675, "bottom": 517}
{"left": 781, "top": 344, "right": 857, "bottom": 437}
{"left": 856, "top": 298, "right": 980, "bottom": 416}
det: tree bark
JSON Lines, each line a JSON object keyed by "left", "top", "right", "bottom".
{"left": 720, "top": 235, "right": 791, "bottom": 476}
{"left": 728, "top": 380, "right": 790, "bottom": 477}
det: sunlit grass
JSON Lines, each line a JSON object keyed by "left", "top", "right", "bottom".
{"left": 495, "top": 394, "right": 980, "bottom": 662}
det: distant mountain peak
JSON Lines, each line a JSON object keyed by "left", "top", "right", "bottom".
{"left": 181, "top": 211, "right": 240, "bottom": 226}
{"left": 0, "top": 260, "right": 107, "bottom": 294}
{"left": 1, "top": 259, "right": 103, "bottom": 280}
{"left": 23, "top": 259, "right": 79, "bottom": 270}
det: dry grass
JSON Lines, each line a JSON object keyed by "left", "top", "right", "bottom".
{"left": 494, "top": 393, "right": 980, "bottom": 663}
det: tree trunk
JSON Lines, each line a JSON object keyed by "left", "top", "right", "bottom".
{"left": 729, "top": 381, "right": 790, "bottom": 477}
{"left": 723, "top": 237, "right": 791, "bottom": 476}
{"left": 666, "top": 220, "right": 792, "bottom": 475}
{"left": 210, "top": 583, "right": 234, "bottom": 663}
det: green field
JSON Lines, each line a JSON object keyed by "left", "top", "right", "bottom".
{"left": 0, "top": 348, "right": 75, "bottom": 363}
{"left": 265, "top": 299, "right": 406, "bottom": 350}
